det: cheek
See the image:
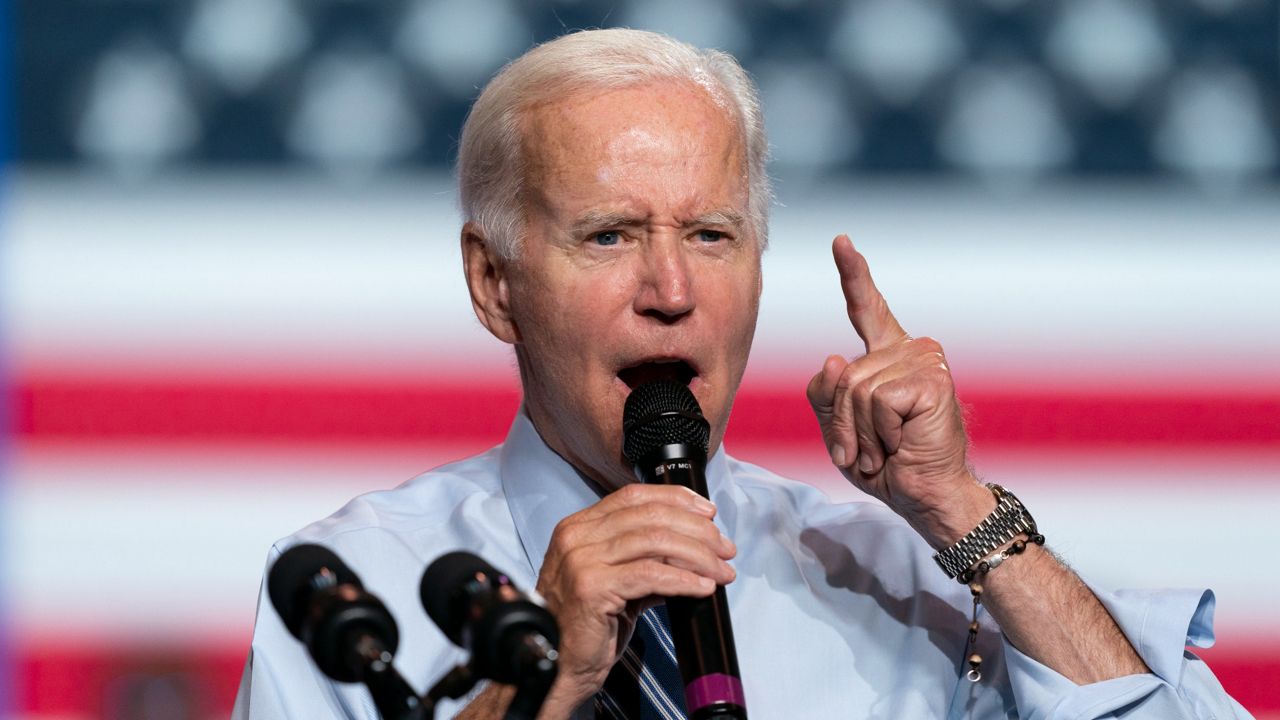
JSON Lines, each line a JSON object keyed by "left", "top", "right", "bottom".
{"left": 511, "top": 269, "right": 632, "bottom": 375}
{"left": 717, "top": 268, "right": 762, "bottom": 334}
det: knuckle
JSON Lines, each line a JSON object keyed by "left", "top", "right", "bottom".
{"left": 624, "top": 499, "right": 665, "bottom": 527}
{"left": 617, "top": 483, "right": 646, "bottom": 502}
{"left": 702, "top": 522, "right": 721, "bottom": 546}
{"left": 926, "top": 365, "right": 954, "bottom": 387}
{"left": 870, "top": 382, "right": 903, "bottom": 409}
{"left": 644, "top": 527, "right": 671, "bottom": 549}
{"left": 561, "top": 545, "right": 589, "bottom": 571}
{"left": 552, "top": 514, "right": 573, "bottom": 534}
{"left": 830, "top": 418, "right": 853, "bottom": 436}
{"left": 638, "top": 560, "right": 669, "bottom": 585}
{"left": 636, "top": 503, "right": 666, "bottom": 526}
{"left": 914, "top": 336, "right": 944, "bottom": 355}
{"left": 550, "top": 519, "right": 576, "bottom": 549}
{"left": 834, "top": 363, "right": 862, "bottom": 395}
{"left": 557, "top": 521, "right": 584, "bottom": 549}
{"left": 851, "top": 379, "right": 874, "bottom": 406}
{"left": 833, "top": 375, "right": 853, "bottom": 398}
{"left": 855, "top": 429, "right": 879, "bottom": 451}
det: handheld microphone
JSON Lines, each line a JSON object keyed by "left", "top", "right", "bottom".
{"left": 421, "top": 552, "right": 559, "bottom": 720}
{"left": 623, "top": 380, "right": 747, "bottom": 720}
{"left": 268, "top": 543, "right": 428, "bottom": 720}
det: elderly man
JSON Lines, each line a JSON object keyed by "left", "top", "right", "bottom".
{"left": 234, "top": 29, "right": 1246, "bottom": 719}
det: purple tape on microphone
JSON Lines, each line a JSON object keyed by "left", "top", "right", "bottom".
{"left": 685, "top": 673, "right": 745, "bottom": 712}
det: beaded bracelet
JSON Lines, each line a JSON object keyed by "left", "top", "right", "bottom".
{"left": 961, "top": 531, "right": 1046, "bottom": 682}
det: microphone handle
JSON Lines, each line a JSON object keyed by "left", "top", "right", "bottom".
{"left": 666, "top": 590, "right": 746, "bottom": 720}
{"left": 638, "top": 445, "right": 748, "bottom": 720}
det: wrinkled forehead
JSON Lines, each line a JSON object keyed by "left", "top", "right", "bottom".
{"left": 520, "top": 71, "right": 742, "bottom": 142}
{"left": 518, "top": 80, "right": 750, "bottom": 218}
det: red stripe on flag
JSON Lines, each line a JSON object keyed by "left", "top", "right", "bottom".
{"left": 15, "top": 643, "right": 247, "bottom": 718}
{"left": 14, "top": 376, "right": 524, "bottom": 443}
{"left": 14, "top": 375, "right": 1280, "bottom": 449}
{"left": 1196, "top": 644, "right": 1280, "bottom": 715}
{"left": 12, "top": 641, "right": 1280, "bottom": 715}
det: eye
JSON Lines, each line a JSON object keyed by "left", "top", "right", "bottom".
{"left": 592, "top": 231, "right": 622, "bottom": 246}
{"left": 697, "top": 229, "right": 726, "bottom": 243}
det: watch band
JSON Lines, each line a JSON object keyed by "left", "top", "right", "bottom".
{"left": 933, "top": 484, "right": 1038, "bottom": 580}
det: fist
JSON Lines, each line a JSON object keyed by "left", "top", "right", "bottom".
{"left": 533, "top": 483, "right": 737, "bottom": 710}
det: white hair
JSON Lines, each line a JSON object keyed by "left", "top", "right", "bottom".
{"left": 457, "top": 28, "right": 772, "bottom": 260}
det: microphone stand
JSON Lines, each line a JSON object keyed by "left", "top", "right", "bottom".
{"left": 425, "top": 632, "right": 558, "bottom": 720}
{"left": 349, "top": 633, "right": 433, "bottom": 720}
{"left": 505, "top": 633, "right": 558, "bottom": 720}
{"left": 426, "top": 664, "right": 478, "bottom": 708}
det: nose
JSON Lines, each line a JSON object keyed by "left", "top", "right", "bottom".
{"left": 634, "top": 235, "right": 694, "bottom": 323}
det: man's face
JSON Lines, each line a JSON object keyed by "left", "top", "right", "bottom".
{"left": 504, "top": 80, "right": 762, "bottom": 490}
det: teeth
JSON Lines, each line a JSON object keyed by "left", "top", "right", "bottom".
{"left": 621, "top": 358, "right": 687, "bottom": 368}
{"left": 615, "top": 358, "right": 696, "bottom": 377}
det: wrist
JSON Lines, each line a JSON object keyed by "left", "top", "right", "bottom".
{"left": 535, "top": 672, "right": 599, "bottom": 720}
{"left": 957, "top": 530, "right": 1047, "bottom": 585}
{"left": 932, "top": 483, "right": 1041, "bottom": 581}
{"left": 908, "top": 475, "right": 997, "bottom": 550}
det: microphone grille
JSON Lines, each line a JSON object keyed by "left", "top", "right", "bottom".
{"left": 622, "top": 380, "right": 710, "bottom": 464}
{"left": 421, "top": 551, "right": 502, "bottom": 646}
{"left": 267, "top": 543, "right": 359, "bottom": 639}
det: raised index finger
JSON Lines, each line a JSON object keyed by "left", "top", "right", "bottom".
{"left": 833, "top": 234, "right": 908, "bottom": 353}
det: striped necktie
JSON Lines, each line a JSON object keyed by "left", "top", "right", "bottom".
{"left": 595, "top": 604, "right": 688, "bottom": 720}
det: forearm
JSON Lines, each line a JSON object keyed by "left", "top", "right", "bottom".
{"left": 452, "top": 684, "right": 516, "bottom": 720}
{"left": 980, "top": 542, "right": 1149, "bottom": 684}
{"left": 452, "top": 679, "right": 587, "bottom": 720}
{"left": 920, "top": 481, "right": 1149, "bottom": 686}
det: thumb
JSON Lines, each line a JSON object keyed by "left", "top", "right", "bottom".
{"left": 807, "top": 354, "right": 853, "bottom": 468}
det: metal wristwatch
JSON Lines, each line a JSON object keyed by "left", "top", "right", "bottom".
{"left": 933, "top": 484, "right": 1038, "bottom": 580}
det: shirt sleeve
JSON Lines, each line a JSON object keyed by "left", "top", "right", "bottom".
{"left": 1001, "top": 586, "right": 1255, "bottom": 719}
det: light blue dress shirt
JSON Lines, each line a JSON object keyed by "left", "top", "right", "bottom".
{"left": 232, "top": 412, "right": 1249, "bottom": 719}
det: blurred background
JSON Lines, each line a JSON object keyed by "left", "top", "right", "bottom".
{"left": 3, "top": 0, "right": 1278, "bottom": 718}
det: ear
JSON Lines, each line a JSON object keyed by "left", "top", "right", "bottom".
{"left": 461, "top": 222, "right": 520, "bottom": 345}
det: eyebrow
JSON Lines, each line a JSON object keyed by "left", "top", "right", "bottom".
{"left": 569, "top": 211, "right": 647, "bottom": 236}
{"left": 569, "top": 208, "right": 747, "bottom": 235}
{"left": 689, "top": 209, "right": 746, "bottom": 228}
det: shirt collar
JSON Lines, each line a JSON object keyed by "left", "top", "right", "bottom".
{"left": 499, "top": 408, "right": 733, "bottom": 578}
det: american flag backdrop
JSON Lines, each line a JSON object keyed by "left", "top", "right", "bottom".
{"left": 5, "top": 2, "right": 1280, "bottom": 719}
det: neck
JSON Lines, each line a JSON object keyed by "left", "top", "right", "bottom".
{"left": 519, "top": 403, "right": 636, "bottom": 494}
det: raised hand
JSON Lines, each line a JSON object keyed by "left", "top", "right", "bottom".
{"left": 806, "top": 235, "right": 993, "bottom": 548}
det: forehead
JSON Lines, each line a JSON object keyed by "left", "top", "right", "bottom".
{"left": 520, "top": 81, "right": 748, "bottom": 219}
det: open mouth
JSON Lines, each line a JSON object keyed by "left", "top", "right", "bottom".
{"left": 617, "top": 359, "right": 697, "bottom": 390}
